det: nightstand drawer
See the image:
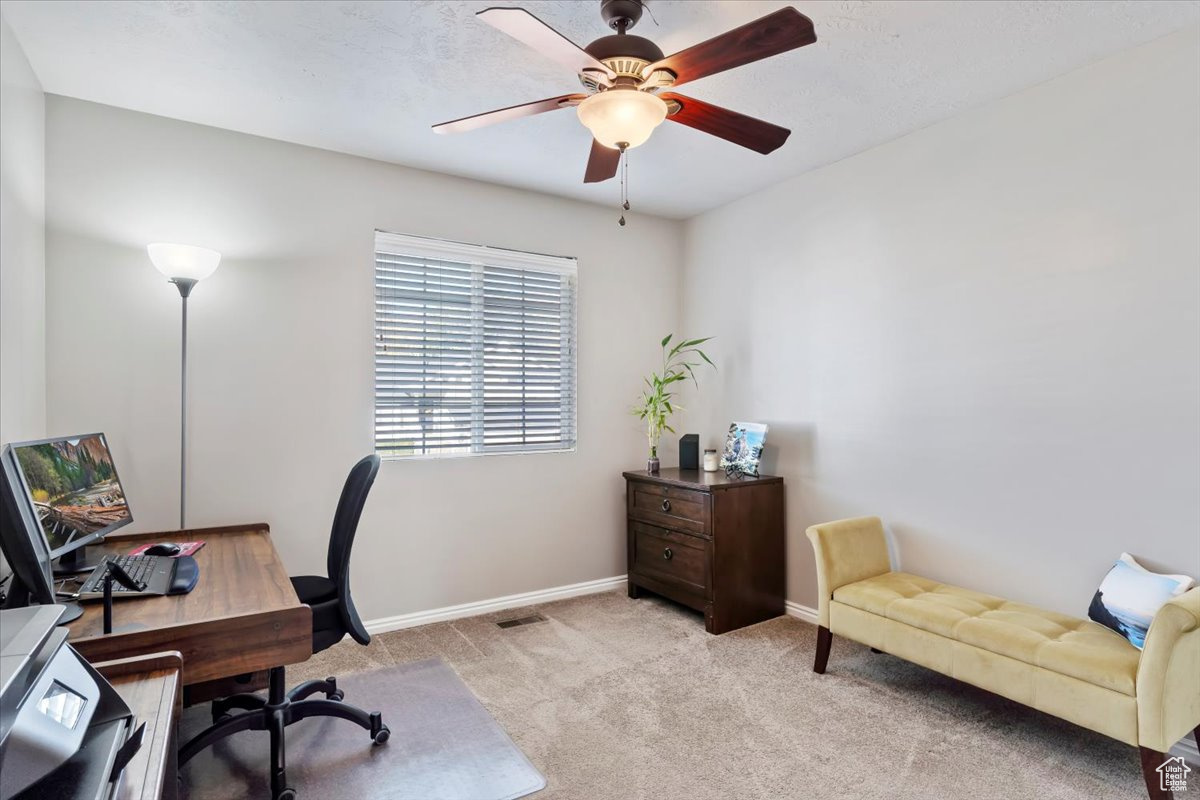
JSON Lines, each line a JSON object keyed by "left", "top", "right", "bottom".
{"left": 630, "top": 521, "right": 707, "bottom": 596}
{"left": 629, "top": 483, "right": 708, "bottom": 535}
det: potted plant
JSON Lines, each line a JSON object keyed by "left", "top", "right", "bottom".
{"left": 633, "top": 335, "right": 715, "bottom": 474}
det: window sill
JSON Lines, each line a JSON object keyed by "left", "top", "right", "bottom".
{"left": 377, "top": 446, "right": 577, "bottom": 463}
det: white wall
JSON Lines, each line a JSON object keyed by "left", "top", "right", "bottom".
{"left": 45, "top": 97, "right": 681, "bottom": 620}
{"left": 0, "top": 15, "right": 46, "bottom": 445}
{"left": 36, "top": 24, "right": 1200, "bottom": 626}
{"left": 680, "top": 28, "right": 1200, "bottom": 617}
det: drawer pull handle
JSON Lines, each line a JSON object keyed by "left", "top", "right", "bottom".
{"left": 661, "top": 499, "right": 671, "bottom": 512}
{"left": 663, "top": 547, "right": 673, "bottom": 561}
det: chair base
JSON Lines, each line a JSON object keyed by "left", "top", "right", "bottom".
{"left": 179, "top": 666, "right": 389, "bottom": 800}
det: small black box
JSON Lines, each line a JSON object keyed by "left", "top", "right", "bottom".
{"left": 679, "top": 434, "right": 699, "bottom": 470}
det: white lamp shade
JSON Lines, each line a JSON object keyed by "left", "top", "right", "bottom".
{"left": 147, "top": 243, "right": 221, "bottom": 281}
{"left": 577, "top": 89, "right": 668, "bottom": 150}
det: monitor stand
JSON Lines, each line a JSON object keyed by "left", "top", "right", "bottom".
{"left": 56, "top": 601, "right": 84, "bottom": 624}
{"left": 53, "top": 543, "right": 103, "bottom": 576}
{"left": 1, "top": 578, "right": 84, "bottom": 623}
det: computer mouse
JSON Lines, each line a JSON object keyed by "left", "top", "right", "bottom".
{"left": 145, "top": 542, "right": 182, "bottom": 557}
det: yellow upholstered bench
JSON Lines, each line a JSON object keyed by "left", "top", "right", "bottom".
{"left": 806, "top": 516, "right": 1200, "bottom": 800}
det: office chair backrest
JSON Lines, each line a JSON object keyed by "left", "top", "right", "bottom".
{"left": 327, "top": 454, "right": 380, "bottom": 646}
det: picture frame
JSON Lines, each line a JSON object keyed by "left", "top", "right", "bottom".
{"left": 720, "top": 422, "right": 768, "bottom": 477}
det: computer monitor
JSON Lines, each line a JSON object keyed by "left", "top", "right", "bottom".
{"left": 7, "top": 433, "right": 132, "bottom": 572}
{"left": 0, "top": 446, "right": 76, "bottom": 620}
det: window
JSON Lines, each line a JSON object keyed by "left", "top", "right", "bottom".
{"left": 374, "top": 231, "right": 577, "bottom": 458}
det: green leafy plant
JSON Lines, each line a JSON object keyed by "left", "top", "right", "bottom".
{"left": 632, "top": 334, "right": 715, "bottom": 460}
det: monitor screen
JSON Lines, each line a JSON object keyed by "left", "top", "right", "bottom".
{"left": 0, "top": 448, "right": 56, "bottom": 604}
{"left": 9, "top": 433, "right": 132, "bottom": 554}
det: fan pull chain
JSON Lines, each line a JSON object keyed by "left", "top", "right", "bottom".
{"left": 618, "top": 144, "right": 630, "bottom": 227}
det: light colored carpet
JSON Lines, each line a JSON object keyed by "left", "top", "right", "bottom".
{"left": 270, "top": 589, "right": 1145, "bottom": 800}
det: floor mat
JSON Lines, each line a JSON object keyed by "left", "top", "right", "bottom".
{"left": 180, "top": 657, "right": 545, "bottom": 800}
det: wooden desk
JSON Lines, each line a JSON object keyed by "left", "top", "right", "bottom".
{"left": 65, "top": 524, "right": 312, "bottom": 687}
{"left": 95, "top": 651, "right": 184, "bottom": 800}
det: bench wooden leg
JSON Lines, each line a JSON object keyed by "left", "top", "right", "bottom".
{"left": 1139, "top": 746, "right": 1172, "bottom": 800}
{"left": 814, "top": 626, "right": 832, "bottom": 674}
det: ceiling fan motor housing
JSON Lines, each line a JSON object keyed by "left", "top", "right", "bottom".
{"left": 581, "top": 33, "right": 666, "bottom": 92}
{"left": 585, "top": 33, "right": 663, "bottom": 65}
{"left": 600, "top": 0, "right": 645, "bottom": 32}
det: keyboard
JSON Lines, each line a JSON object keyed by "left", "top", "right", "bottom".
{"left": 77, "top": 554, "right": 200, "bottom": 599}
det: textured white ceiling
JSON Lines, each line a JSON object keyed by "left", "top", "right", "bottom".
{"left": 4, "top": 0, "right": 1199, "bottom": 218}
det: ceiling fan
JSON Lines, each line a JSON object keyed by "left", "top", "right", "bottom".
{"left": 432, "top": 0, "right": 817, "bottom": 185}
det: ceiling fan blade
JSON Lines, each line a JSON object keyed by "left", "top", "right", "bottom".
{"left": 583, "top": 139, "right": 621, "bottom": 183}
{"left": 659, "top": 93, "right": 790, "bottom": 155}
{"left": 643, "top": 8, "right": 816, "bottom": 89}
{"left": 433, "top": 94, "right": 586, "bottom": 135}
{"left": 478, "top": 7, "right": 616, "bottom": 81}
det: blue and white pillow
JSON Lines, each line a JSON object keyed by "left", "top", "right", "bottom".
{"left": 1088, "top": 553, "right": 1195, "bottom": 649}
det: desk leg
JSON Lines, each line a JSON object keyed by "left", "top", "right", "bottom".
{"left": 166, "top": 722, "right": 179, "bottom": 800}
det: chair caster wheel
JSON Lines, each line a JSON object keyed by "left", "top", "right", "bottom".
{"left": 328, "top": 689, "right": 344, "bottom": 702}
{"left": 275, "top": 789, "right": 296, "bottom": 800}
{"left": 373, "top": 725, "right": 390, "bottom": 745}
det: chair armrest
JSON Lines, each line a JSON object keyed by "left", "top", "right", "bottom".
{"left": 1136, "top": 587, "right": 1200, "bottom": 751}
{"left": 805, "top": 517, "right": 892, "bottom": 628}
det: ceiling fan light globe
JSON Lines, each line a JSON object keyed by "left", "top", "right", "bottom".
{"left": 577, "top": 89, "right": 667, "bottom": 150}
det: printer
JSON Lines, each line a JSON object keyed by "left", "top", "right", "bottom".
{"left": 0, "top": 605, "right": 143, "bottom": 800}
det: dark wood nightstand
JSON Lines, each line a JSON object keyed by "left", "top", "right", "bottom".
{"left": 623, "top": 468, "right": 785, "bottom": 634}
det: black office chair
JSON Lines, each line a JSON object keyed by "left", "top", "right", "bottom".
{"left": 179, "top": 455, "right": 389, "bottom": 800}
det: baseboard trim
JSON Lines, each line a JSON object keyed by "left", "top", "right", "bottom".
{"left": 363, "top": 574, "right": 628, "bottom": 635}
{"left": 1171, "top": 734, "right": 1200, "bottom": 768}
{"left": 785, "top": 600, "right": 819, "bottom": 625}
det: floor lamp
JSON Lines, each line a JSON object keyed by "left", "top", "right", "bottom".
{"left": 148, "top": 243, "right": 221, "bottom": 530}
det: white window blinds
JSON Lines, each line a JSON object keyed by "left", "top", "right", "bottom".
{"left": 374, "top": 231, "right": 578, "bottom": 458}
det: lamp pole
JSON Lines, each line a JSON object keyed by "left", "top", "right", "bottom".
{"left": 148, "top": 242, "right": 220, "bottom": 532}
{"left": 172, "top": 278, "right": 197, "bottom": 530}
